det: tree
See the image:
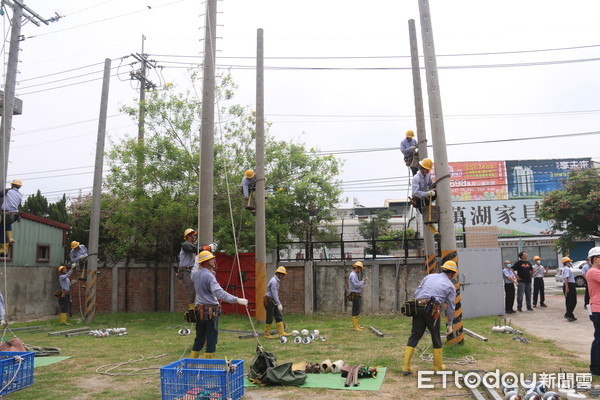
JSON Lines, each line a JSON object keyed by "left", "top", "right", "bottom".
{"left": 538, "top": 168, "right": 600, "bottom": 254}
{"left": 103, "top": 73, "right": 343, "bottom": 261}
{"left": 21, "top": 191, "right": 69, "bottom": 224}
{"left": 358, "top": 210, "right": 416, "bottom": 255}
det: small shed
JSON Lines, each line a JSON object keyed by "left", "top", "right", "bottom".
{"left": 1, "top": 212, "right": 71, "bottom": 321}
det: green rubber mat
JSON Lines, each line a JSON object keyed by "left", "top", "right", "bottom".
{"left": 34, "top": 356, "right": 72, "bottom": 367}
{"left": 245, "top": 367, "right": 386, "bottom": 391}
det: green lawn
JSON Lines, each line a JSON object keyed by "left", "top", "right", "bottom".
{"left": 1, "top": 312, "right": 590, "bottom": 399}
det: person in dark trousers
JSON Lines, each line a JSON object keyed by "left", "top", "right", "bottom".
{"left": 402, "top": 260, "right": 457, "bottom": 375}
{"left": 585, "top": 247, "right": 600, "bottom": 375}
{"left": 348, "top": 261, "right": 366, "bottom": 330}
{"left": 512, "top": 252, "right": 534, "bottom": 311}
{"left": 561, "top": 256, "right": 577, "bottom": 322}
{"left": 400, "top": 130, "right": 419, "bottom": 175}
{"left": 189, "top": 251, "right": 248, "bottom": 359}
{"left": 264, "top": 266, "right": 291, "bottom": 338}
{"left": 57, "top": 265, "right": 75, "bottom": 325}
{"left": 532, "top": 255, "right": 548, "bottom": 308}
{"left": 503, "top": 260, "right": 517, "bottom": 313}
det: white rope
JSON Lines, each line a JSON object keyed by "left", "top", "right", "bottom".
{"left": 95, "top": 353, "right": 168, "bottom": 376}
{"left": 0, "top": 355, "right": 23, "bottom": 394}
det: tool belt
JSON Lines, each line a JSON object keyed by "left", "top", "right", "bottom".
{"left": 420, "top": 297, "right": 442, "bottom": 321}
{"left": 346, "top": 292, "right": 359, "bottom": 302}
{"left": 263, "top": 296, "right": 274, "bottom": 307}
{"left": 55, "top": 289, "right": 69, "bottom": 299}
{"left": 400, "top": 300, "right": 418, "bottom": 317}
{"left": 184, "top": 304, "right": 221, "bottom": 323}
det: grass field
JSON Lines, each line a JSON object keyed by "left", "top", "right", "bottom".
{"left": 1, "top": 311, "right": 591, "bottom": 399}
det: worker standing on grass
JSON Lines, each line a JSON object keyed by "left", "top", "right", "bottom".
{"left": 178, "top": 229, "right": 218, "bottom": 309}
{"left": 502, "top": 260, "right": 517, "bottom": 314}
{"left": 532, "top": 255, "right": 548, "bottom": 308}
{"left": 264, "top": 266, "right": 291, "bottom": 338}
{"left": 400, "top": 130, "right": 419, "bottom": 176}
{"left": 561, "top": 256, "right": 577, "bottom": 322}
{"left": 584, "top": 247, "right": 600, "bottom": 375}
{"left": 402, "top": 260, "right": 457, "bottom": 376}
{"left": 189, "top": 251, "right": 248, "bottom": 359}
{"left": 57, "top": 265, "right": 75, "bottom": 325}
{"left": 512, "top": 252, "right": 533, "bottom": 312}
{"left": 348, "top": 261, "right": 366, "bottom": 330}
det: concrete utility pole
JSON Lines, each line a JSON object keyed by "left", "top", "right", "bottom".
{"left": 408, "top": 19, "right": 436, "bottom": 274}
{"left": 418, "top": 0, "right": 463, "bottom": 344}
{"left": 85, "top": 58, "right": 112, "bottom": 322}
{"left": 130, "top": 35, "right": 157, "bottom": 188}
{"left": 198, "top": 0, "right": 217, "bottom": 245}
{"left": 255, "top": 29, "right": 266, "bottom": 323}
{"left": 0, "top": 1, "right": 57, "bottom": 186}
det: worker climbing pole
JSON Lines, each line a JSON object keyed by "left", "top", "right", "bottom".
{"left": 418, "top": 0, "right": 463, "bottom": 344}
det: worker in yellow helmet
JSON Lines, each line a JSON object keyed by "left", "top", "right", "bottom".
{"left": 411, "top": 158, "right": 439, "bottom": 236}
{"left": 57, "top": 265, "right": 75, "bottom": 325}
{"left": 188, "top": 251, "right": 248, "bottom": 359}
{"left": 0, "top": 179, "right": 23, "bottom": 255}
{"left": 264, "top": 266, "right": 292, "bottom": 338}
{"left": 69, "top": 241, "right": 89, "bottom": 283}
{"left": 400, "top": 130, "right": 419, "bottom": 175}
{"left": 241, "top": 169, "right": 256, "bottom": 214}
{"left": 178, "top": 229, "right": 218, "bottom": 310}
{"left": 402, "top": 260, "right": 457, "bottom": 376}
{"left": 348, "top": 261, "right": 366, "bottom": 330}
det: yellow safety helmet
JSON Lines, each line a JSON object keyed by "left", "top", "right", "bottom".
{"left": 70, "top": 241, "right": 80, "bottom": 249}
{"left": 419, "top": 158, "right": 433, "bottom": 170}
{"left": 533, "top": 256, "right": 541, "bottom": 261}
{"left": 197, "top": 250, "right": 215, "bottom": 264}
{"left": 183, "top": 228, "right": 197, "bottom": 239}
{"left": 353, "top": 261, "right": 364, "bottom": 269}
{"left": 405, "top": 130, "right": 415, "bottom": 138}
{"left": 561, "top": 256, "right": 573, "bottom": 264}
{"left": 58, "top": 265, "right": 67, "bottom": 273}
{"left": 245, "top": 169, "right": 255, "bottom": 179}
{"left": 276, "top": 266, "right": 287, "bottom": 275}
{"left": 441, "top": 260, "right": 458, "bottom": 273}
{"left": 11, "top": 179, "right": 22, "bottom": 187}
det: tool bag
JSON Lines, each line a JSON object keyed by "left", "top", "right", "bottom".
{"left": 248, "top": 344, "right": 306, "bottom": 386}
{"left": 400, "top": 300, "right": 418, "bottom": 317}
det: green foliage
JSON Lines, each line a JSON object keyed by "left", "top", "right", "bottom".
{"left": 102, "top": 73, "right": 343, "bottom": 260}
{"left": 538, "top": 168, "right": 600, "bottom": 253}
{"left": 21, "top": 190, "right": 68, "bottom": 224}
{"left": 357, "top": 210, "right": 416, "bottom": 255}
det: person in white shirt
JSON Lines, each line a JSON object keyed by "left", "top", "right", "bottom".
{"left": 532, "top": 256, "right": 548, "bottom": 308}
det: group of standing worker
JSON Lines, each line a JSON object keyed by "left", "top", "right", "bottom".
{"left": 503, "top": 252, "right": 549, "bottom": 313}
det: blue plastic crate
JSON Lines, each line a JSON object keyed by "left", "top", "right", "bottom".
{"left": 160, "top": 358, "right": 244, "bottom": 400}
{"left": 0, "top": 351, "right": 34, "bottom": 396}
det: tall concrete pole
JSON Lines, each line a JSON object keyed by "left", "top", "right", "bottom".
{"left": 85, "top": 58, "right": 111, "bottom": 322}
{"left": 136, "top": 35, "right": 147, "bottom": 190}
{"left": 408, "top": 19, "right": 436, "bottom": 275}
{"left": 255, "top": 29, "right": 266, "bottom": 323}
{"left": 417, "top": 0, "right": 463, "bottom": 344}
{"left": 198, "top": 0, "right": 217, "bottom": 244}
{"left": 0, "top": 3, "right": 23, "bottom": 186}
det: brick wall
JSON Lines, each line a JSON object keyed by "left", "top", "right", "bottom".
{"left": 278, "top": 265, "right": 304, "bottom": 314}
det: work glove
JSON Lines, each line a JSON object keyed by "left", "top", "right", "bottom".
{"left": 446, "top": 324, "right": 453, "bottom": 334}
{"left": 428, "top": 190, "right": 435, "bottom": 197}
{"left": 208, "top": 243, "right": 218, "bottom": 253}
{"left": 237, "top": 298, "right": 249, "bottom": 306}
{"left": 278, "top": 304, "right": 283, "bottom": 312}
{"left": 411, "top": 146, "right": 416, "bottom": 151}
{"left": 0, "top": 319, "right": 6, "bottom": 328}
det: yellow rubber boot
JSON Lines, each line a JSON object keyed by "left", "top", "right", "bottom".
{"left": 203, "top": 353, "right": 215, "bottom": 359}
{"left": 59, "top": 313, "right": 71, "bottom": 325}
{"left": 352, "top": 316, "right": 364, "bottom": 330}
{"left": 402, "top": 346, "right": 415, "bottom": 376}
{"left": 6, "top": 231, "right": 14, "bottom": 243}
{"left": 189, "top": 351, "right": 200, "bottom": 358}
{"left": 276, "top": 321, "right": 291, "bottom": 337}
{"left": 433, "top": 348, "right": 446, "bottom": 372}
{"left": 356, "top": 316, "right": 365, "bottom": 330}
{"left": 264, "top": 324, "right": 274, "bottom": 339}
{"left": 0, "top": 243, "right": 7, "bottom": 255}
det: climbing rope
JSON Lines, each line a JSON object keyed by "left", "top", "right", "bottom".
{"left": 417, "top": 343, "right": 477, "bottom": 366}
{"left": 95, "top": 353, "right": 169, "bottom": 376}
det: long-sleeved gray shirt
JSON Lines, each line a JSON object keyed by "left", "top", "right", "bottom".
{"left": 348, "top": 270, "right": 364, "bottom": 293}
{"left": 400, "top": 137, "right": 418, "bottom": 158}
{"left": 266, "top": 275, "right": 281, "bottom": 305}
{"left": 191, "top": 267, "right": 238, "bottom": 306}
{"left": 411, "top": 170, "right": 433, "bottom": 199}
{"left": 59, "top": 268, "right": 74, "bottom": 291}
{"left": 70, "top": 245, "right": 88, "bottom": 262}
{"left": 1, "top": 188, "right": 21, "bottom": 212}
{"left": 413, "top": 272, "right": 456, "bottom": 321}
{"left": 179, "top": 242, "right": 198, "bottom": 268}
{"left": 241, "top": 176, "right": 256, "bottom": 198}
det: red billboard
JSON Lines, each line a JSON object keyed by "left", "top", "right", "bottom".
{"left": 446, "top": 161, "right": 508, "bottom": 201}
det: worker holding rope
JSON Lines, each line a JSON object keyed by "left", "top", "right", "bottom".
{"left": 189, "top": 251, "right": 248, "bottom": 359}
{"left": 57, "top": 265, "right": 75, "bottom": 325}
{"left": 402, "top": 260, "right": 457, "bottom": 375}
{"left": 264, "top": 266, "right": 292, "bottom": 339}
{"left": 400, "top": 130, "right": 419, "bottom": 176}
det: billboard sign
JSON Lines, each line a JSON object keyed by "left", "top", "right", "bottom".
{"left": 445, "top": 161, "right": 508, "bottom": 201}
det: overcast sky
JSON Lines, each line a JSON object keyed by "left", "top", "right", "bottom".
{"left": 4, "top": 0, "right": 600, "bottom": 207}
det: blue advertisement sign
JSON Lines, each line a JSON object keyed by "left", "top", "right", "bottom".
{"left": 505, "top": 158, "right": 591, "bottom": 199}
